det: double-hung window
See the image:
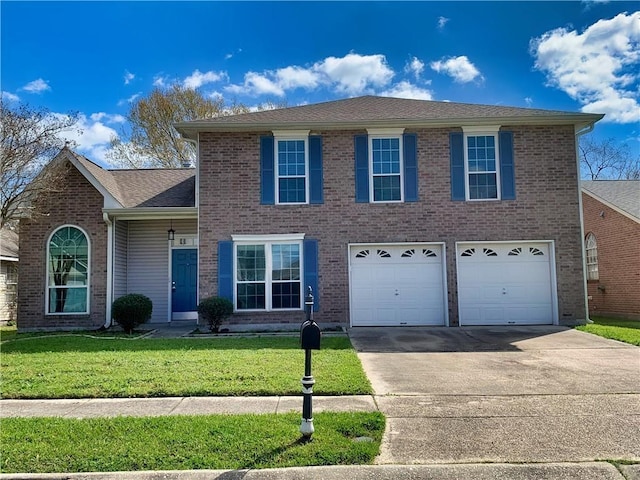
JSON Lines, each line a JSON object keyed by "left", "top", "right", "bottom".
{"left": 463, "top": 127, "right": 500, "bottom": 201}
{"left": 234, "top": 235, "right": 303, "bottom": 311}
{"left": 369, "top": 130, "right": 404, "bottom": 202}
{"left": 275, "top": 131, "right": 309, "bottom": 204}
{"left": 450, "top": 127, "right": 515, "bottom": 202}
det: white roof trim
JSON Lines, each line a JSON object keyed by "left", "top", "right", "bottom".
{"left": 581, "top": 188, "right": 640, "bottom": 224}
{"left": 0, "top": 256, "right": 19, "bottom": 262}
{"left": 102, "top": 207, "right": 197, "bottom": 221}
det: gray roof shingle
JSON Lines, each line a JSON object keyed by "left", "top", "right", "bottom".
{"left": 175, "top": 95, "right": 603, "bottom": 137}
{"left": 582, "top": 180, "right": 640, "bottom": 220}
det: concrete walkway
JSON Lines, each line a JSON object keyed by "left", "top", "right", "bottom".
{"left": 2, "top": 325, "right": 639, "bottom": 479}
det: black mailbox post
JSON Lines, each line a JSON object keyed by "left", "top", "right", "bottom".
{"left": 300, "top": 286, "right": 320, "bottom": 437}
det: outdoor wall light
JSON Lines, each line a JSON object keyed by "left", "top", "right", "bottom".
{"left": 168, "top": 220, "right": 175, "bottom": 241}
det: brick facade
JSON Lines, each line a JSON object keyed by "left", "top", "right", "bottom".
{"left": 583, "top": 192, "right": 640, "bottom": 319}
{"left": 18, "top": 161, "right": 108, "bottom": 331}
{"left": 198, "top": 125, "right": 586, "bottom": 326}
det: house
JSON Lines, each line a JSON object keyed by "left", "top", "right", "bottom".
{"left": 1, "top": 227, "right": 19, "bottom": 325}
{"left": 18, "top": 96, "right": 603, "bottom": 331}
{"left": 582, "top": 180, "right": 640, "bottom": 319}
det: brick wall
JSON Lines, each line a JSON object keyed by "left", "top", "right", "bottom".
{"left": 18, "top": 161, "right": 108, "bottom": 331}
{"left": 583, "top": 192, "right": 640, "bottom": 319}
{"left": 198, "top": 125, "right": 586, "bottom": 326}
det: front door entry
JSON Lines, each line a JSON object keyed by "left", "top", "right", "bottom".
{"left": 172, "top": 249, "right": 197, "bottom": 314}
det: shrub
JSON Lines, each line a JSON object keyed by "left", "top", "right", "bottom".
{"left": 112, "top": 294, "right": 153, "bottom": 334}
{"left": 197, "top": 297, "right": 234, "bottom": 333}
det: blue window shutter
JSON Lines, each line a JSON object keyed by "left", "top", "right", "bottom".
{"left": 450, "top": 132, "right": 465, "bottom": 201}
{"left": 499, "top": 131, "right": 515, "bottom": 200}
{"left": 354, "top": 135, "right": 369, "bottom": 202}
{"left": 309, "top": 135, "right": 323, "bottom": 204}
{"left": 260, "top": 136, "right": 275, "bottom": 205}
{"left": 303, "top": 238, "right": 319, "bottom": 312}
{"left": 403, "top": 133, "right": 418, "bottom": 202}
{"left": 218, "top": 241, "right": 234, "bottom": 302}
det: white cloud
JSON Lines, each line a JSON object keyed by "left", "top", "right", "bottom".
{"left": 153, "top": 75, "right": 169, "bottom": 88}
{"left": 531, "top": 12, "right": 640, "bottom": 123}
{"left": 275, "top": 66, "right": 320, "bottom": 90}
{"left": 117, "top": 93, "right": 141, "bottom": 106}
{"left": 21, "top": 78, "right": 51, "bottom": 93}
{"left": 380, "top": 81, "right": 433, "bottom": 100}
{"left": 55, "top": 113, "right": 119, "bottom": 165}
{"left": 1, "top": 91, "right": 20, "bottom": 102}
{"left": 124, "top": 70, "right": 135, "bottom": 85}
{"left": 90, "top": 112, "right": 126, "bottom": 124}
{"left": 430, "top": 56, "right": 483, "bottom": 83}
{"left": 437, "top": 16, "right": 449, "bottom": 30}
{"left": 183, "top": 69, "right": 227, "bottom": 89}
{"left": 525, "top": 97, "right": 534, "bottom": 106}
{"left": 226, "top": 53, "right": 394, "bottom": 97}
{"left": 313, "top": 53, "right": 394, "bottom": 94}
{"left": 405, "top": 56, "right": 425, "bottom": 79}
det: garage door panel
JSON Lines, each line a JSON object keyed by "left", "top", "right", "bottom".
{"left": 350, "top": 244, "right": 446, "bottom": 327}
{"left": 457, "top": 242, "right": 555, "bottom": 326}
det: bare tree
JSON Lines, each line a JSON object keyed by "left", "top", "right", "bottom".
{"left": 107, "top": 85, "right": 251, "bottom": 169}
{"left": 579, "top": 135, "right": 640, "bottom": 180}
{"left": 0, "top": 100, "right": 79, "bottom": 229}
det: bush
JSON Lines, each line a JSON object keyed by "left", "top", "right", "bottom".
{"left": 197, "top": 297, "right": 234, "bottom": 333}
{"left": 112, "top": 294, "right": 153, "bottom": 334}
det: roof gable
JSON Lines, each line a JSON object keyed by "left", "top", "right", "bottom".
{"left": 54, "top": 148, "right": 195, "bottom": 209}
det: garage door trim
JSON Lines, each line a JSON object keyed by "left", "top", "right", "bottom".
{"left": 455, "top": 240, "right": 558, "bottom": 326}
{"left": 348, "top": 242, "right": 449, "bottom": 327}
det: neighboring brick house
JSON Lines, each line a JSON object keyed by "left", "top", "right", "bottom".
{"left": 0, "top": 227, "right": 19, "bottom": 325}
{"left": 18, "top": 96, "right": 603, "bottom": 331}
{"left": 582, "top": 180, "right": 640, "bottom": 320}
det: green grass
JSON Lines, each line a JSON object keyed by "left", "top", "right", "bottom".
{"left": 576, "top": 316, "right": 640, "bottom": 346}
{"left": 1, "top": 334, "right": 372, "bottom": 399}
{"left": 0, "top": 412, "right": 385, "bottom": 473}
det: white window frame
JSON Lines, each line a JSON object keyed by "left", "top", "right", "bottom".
{"left": 585, "top": 233, "right": 599, "bottom": 281}
{"left": 462, "top": 126, "right": 501, "bottom": 202}
{"left": 368, "top": 128, "right": 405, "bottom": 203}
{"left": 232, "top": 234, "right": 305, "bottom": 312}
{"left": 45, "top": 225, "right": 91, "bottom": 315}
{"left": 273, "top": 130, "right": 310, "bottom": 205}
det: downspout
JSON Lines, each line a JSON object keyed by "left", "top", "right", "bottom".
{"left": 575, "top": 122, "right": 595, "bottom": 324}
{"left": 103, "top": 212, "right": 114, "bottom": 328}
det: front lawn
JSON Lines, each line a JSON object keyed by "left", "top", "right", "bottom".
{"left": 0, "top": 334, "right": 372, "bottom": 399}
{"left": 576, "top": 316, "right": 640, "bottom": 346}
{"left": 1, "top": 412, "right": 385, "bottom": 473}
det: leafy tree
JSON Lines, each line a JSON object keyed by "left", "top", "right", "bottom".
{"left": 0, "top": 100, "right": 79, "bottom": 229}
{"left": 579, "top": 135, "right": 640, "bottom": 180}
{"left": 107, "top": 85, "right": 251, "bottom": 169}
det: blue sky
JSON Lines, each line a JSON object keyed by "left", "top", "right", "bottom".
{"left": 2, "top": 1, "right": 639, "bottom": 167}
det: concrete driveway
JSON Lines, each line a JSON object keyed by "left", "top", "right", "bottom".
{"left": 348, "top": 326, "right": 640, "bottom": 465}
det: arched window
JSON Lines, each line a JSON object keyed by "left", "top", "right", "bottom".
{"left": 47, "top": 226, "right": 90, "bottom": 314}
{"left": 585, "top": 233, "right": 598, "bottom": 281}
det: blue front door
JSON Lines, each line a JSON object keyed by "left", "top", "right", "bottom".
{"left": 172, "top": 249, "right": 197, "bottom": 313}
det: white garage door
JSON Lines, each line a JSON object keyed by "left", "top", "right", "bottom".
{"left": 350, "top": 244, "right": 447, "bottom": 327}
{"left": 457, "top": 242, "right": 556, "bottom": 326}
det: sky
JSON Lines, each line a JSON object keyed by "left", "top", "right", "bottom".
{"left": 1, "top": 1, "right": 639, "bottom": 168}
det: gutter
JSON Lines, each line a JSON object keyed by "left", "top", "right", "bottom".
{"left": 101, "top": 207, "right": 197, "bottom": 221}
{"left": 575, "top": 121, "right": 596, "bottom": 324}
{"left": 103, "top": 213, "right": 114, "bottom": 329}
